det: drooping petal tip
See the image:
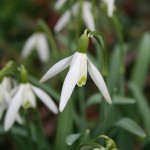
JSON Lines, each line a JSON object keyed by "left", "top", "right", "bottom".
{"left": 88, "top": 59, "right": 112, "bottom": 105}
{"left": 31, "top": 85, "right": 59, "bottom": 114}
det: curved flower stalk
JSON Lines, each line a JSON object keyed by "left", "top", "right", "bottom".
{"left": 0, "top": 77, "right": 22, "bottom": 123}
{"left": 40, "top": 34, "right": 111, "bottom": 112}
{"left": 54, "top": 1, "right": 95, "bottom": 32}
{"left": 102, "top": 0, "right": 115, "bottom": 17}
{"left": 22, "top": 32, "right": 50, "bottom": 62}
{"left": 4, "top": 82, "right": 58, "bottom": 131}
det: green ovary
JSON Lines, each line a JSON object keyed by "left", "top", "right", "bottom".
{"left": 77, "top": 76, "right": 86, "bottom": 86}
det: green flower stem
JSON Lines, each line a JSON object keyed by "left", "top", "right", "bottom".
{"left": 38, "top": 19, "right": 58, "bottom": 58}
{"left": 78, "top": 87, "right": 87, "bottom": 131}
{"left": 23, "top": 110, "right": 34, "bottom": 150}
{"left": 77, "top": 0, "right": 83, "bottom": 37}
{"left": 33, "top": 108, "right": 50, "bottom": 150}
{"left": 95, "top": 42, "right": 102, "bottom": 71}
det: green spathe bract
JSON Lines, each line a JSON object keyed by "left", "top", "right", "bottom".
{"left": 78, "top": 34, "right": 89, "bottom": 53}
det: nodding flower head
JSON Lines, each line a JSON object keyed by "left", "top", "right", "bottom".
{"left": 40, "top": 33, "right": 111, "bottom": 112}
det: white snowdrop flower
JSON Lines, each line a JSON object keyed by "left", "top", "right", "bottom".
{"left": 54, "top": 1, "right": 95, "bottom": 32}
{"left": 0, "top": 77, "right": 22, "bottom": 123}
{"left": 22, "top": 32, "right": 50, "bottom": 62}
{"left": 40, "top": 34, "right": 111, "bottom": 112}
{"left": 102, "top": 0, "right": 115, "bottom": 17}
{"left": 0, "top": 84, "right": 8, "bottom": 120}
{"left": 4, "top": 83, "right": 58, "bottom": 131}
{"left": 0, "top": 77, "right": 14, "bottom": 119}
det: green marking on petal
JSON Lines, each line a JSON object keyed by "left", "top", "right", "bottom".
{"left": 23, "top": 101, "right": 31, "bottom": 109}
{"left": 77, "top": 76, "right": 86, "bottom": 87}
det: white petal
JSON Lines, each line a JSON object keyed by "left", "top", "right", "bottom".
{"left": 4, "top": 84, "right": 24, "bottom": 131}
{"left": 22, "top": 34, "right": 37, "bottom": 58}
{"left": 40, "top": 54, "right": 74, "bottom": 83}
{"left": 31, "top": 85, "right": 58, "bottom": 114}
{"left": 55, "top": 0, "right": 67, "bottom": 10}
{"left": 54, "top": 10, "right": 71, "bottom": 32}
{"left": 82, "top": 2, "right": 95, "bottom": 31}
{"left": 37, "top": 33, "right": 50, "bottom": 62}
{"left": 88, "top": 60, "right": 112, "bottom": 104}
{"left": 59, "top": 53, "right": 82, "bottom": 112}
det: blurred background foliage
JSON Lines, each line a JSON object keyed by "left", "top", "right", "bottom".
{"left": 0, "top": 0, "right": 150, "bottom": 150}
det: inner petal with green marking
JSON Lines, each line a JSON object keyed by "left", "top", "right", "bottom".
{"left": 77, "top": 53, "right": 87, "bottom": 87}
{"left": 77, "top": 76, "right": 86, "bottom": 86}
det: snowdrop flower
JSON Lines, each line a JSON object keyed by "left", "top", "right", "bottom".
{"left": 54, "top": 1, "right": 95, "bottom": 32}
{"left": 0, "top": 77, "right": 14, "bottom": 119}
{"left": 22, "top": 32, "right": 50, "bottom": 62}
{"left": 0, "top": 77, "right": 22, "bottom": 123}
{"left": 40, "top": 34, "right": 111, "bottom": 112}
{"left": 102, "top": 0, "right": 115, "bottom": 17}
{"left": 4, "top": 83, "right": 58, "bottom": 131}
{"left": 0, "top": 81, "right": 8, "bottom": 120}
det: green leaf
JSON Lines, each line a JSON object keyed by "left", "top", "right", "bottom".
{"left": 131, "top": 32, "right": 150, "bottom": 89}
{"left": 89, "top": 31, "right": 108, "bottom": 76}
{"left": 107, "top": 45, "right": 121, "bottom": 94}
{"left": 0, "top": 125, "right": 27, "bottom": 137}
{"left": 66, "top": 133, "right": 81, "bottom": 145}
{"left": 55, "top": 100, "right": 74, "bottom": 150}
{"left": 113, "top": 95, "right": 136, "bottom": 104}
{"left": 128, "top": 82, "right": 150, "bottom": 136}
{"left": 86, "top": 94, "right": 135, "bottom": 107}
{"left": 37, "top": 19, "right": 58, "bottom": 57}
{"left": 114, "top": 118, "right": 146, "bottom": 138}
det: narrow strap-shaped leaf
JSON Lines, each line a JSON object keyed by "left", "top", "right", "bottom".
{"left": 55, "top": 100, "right": 74, "bottom": 150}
{"left": 86, "top": 93, "right": 135, "bottom": 107}
{"left": 128, "top": 82, "right": 150, "bottom": 135}
{"left": 107, "top": 45, "right": 121, "bottom": 94}
{"left": 114, "top": 118, "right": 146, "bottom": 138}
{"left": 37, "top": 19, "right": 58, "bottom": 57}
{"left": 131, "top": 32, "right": 150, "bottom": 89}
